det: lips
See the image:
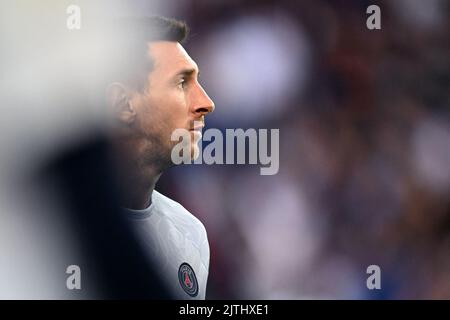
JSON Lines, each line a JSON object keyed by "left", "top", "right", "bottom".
{"left": 190, "top": 125, "right": 204, "bottom": 131}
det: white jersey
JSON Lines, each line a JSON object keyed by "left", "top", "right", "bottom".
{"left": 123, "top": 190, "right": 210, "bottom": 299}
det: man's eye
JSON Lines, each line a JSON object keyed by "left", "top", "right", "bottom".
{"left": 178, "top": 79, "right": 186, "bottom": 89}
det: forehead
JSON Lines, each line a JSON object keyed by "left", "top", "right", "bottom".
{"left": 147, "top": 41, "right": 198, "bottom": 77}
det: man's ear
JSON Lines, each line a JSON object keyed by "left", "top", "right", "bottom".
{"left": 106, "top": 82, "right": 136, "bottom": 125}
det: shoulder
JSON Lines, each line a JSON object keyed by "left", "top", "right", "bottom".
{"left": 152, "top": 190, "right": 207, "bottom": 236}
{"left": 153, "top": 190, "right": 210, "bottom": 269}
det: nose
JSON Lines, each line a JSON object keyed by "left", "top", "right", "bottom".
{"left": 191, "top": 83, "right": 215, "bottom": 116}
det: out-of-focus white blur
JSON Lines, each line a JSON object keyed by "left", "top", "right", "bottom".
{"left": 192, "top": 11, "right": 311, "bottom": 125}
{"left": 0, "top": 0, "right": 160, "bottom": 299}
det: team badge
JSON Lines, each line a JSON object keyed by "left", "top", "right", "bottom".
{"left": 178, "top": 262, "right": 198, "bottom": 297}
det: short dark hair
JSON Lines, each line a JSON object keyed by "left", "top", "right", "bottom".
{"left": 134, "top": 15, "right": 189, "bottom": 43}
{"left": 114, "top": 16, "right": 189, "bottom": 44}
{"left": 92, "top": 16, "right": 190, "bottom": 91}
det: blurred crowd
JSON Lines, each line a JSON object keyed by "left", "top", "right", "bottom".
{"left": 154, "top": 0, "right": 450, "bottom": 299}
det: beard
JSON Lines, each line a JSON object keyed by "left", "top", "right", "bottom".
{"left": 140, "top": 132, "right": 175, "bottom": 172}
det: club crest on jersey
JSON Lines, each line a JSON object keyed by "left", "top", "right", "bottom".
{"left": 178, "top": 263, "right": 198, "bottom": 297}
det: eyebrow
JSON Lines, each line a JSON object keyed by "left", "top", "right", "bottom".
{"left": 174, "top": 68, "right": 200, "bottom": 79}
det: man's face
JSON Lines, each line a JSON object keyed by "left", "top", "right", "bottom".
{"left": 129, "top": 41, "right": 215, "bottom": 167}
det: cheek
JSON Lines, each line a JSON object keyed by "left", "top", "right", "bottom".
{"left": 155, "top": 90, "right": 189, "bottom": 122}
{"left": 168, "top": 90, "right": 189, "bottom": 111}
{"left": 140, "top": 91, "right": 188, "bottom": 135}
{"left": 149, "top": 88, "right": 187, "bottom": 113}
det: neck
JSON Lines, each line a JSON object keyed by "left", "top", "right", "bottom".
{"left": 113, "top": 138, "right": 164, "bottom": 210}
{"left": 120, "top": 168, "right": 162, "bottom": 210}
